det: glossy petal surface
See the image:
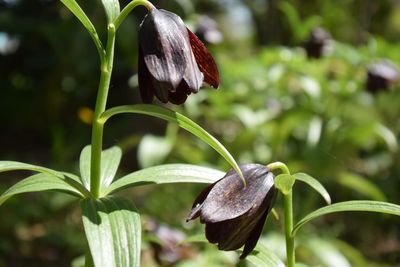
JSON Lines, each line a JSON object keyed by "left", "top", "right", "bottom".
{"left": 200, "top": 164, "right": 274, "bottom": 223}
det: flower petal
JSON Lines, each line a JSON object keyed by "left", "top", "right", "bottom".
{"left": 139, "top": 9, "right": 188, "bottom": 90}
{"left": 168, "top": 80, "right": 191, "bottom": 105}
{"left": 200, "top": 164, "right": 274, "bottom": 223}
{"left": 240, "top": 188, "right": 277, "bottom": 259}
{"left": 138, "top": 46, "right": 155, "bottom": 103}
{"left": 187, "top": 28, "right": 220, "bottom": 88}
{"left": 187, "top": 181, "right": 216, "bottom": 221}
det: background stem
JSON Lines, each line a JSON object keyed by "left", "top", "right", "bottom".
{"left": 90, "top": 24, "right": 116, "bottom": 198}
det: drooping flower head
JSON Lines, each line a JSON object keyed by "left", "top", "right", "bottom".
{"left": 187, "top": 164, "right": 277, "bottom": 259}
{"left": 138, "top": 8, "right": 219, "bottom": 104}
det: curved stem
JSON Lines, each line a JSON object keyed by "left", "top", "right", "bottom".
{"left": 268, "top": 162, "right": 295, "bottom": 267}
{"left": 90, "top": 24, "right": 116, "bottom": 198}
{"left": 114, "top": 0, "right": 155, "bottom": 30}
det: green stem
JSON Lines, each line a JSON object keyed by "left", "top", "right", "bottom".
{"left": 90, "top": 24, "right": 116, "bottom": 198}
{"left": 114, "top": 0, "right": 155, "bottom": 30}
{"left": 284, "top": 190, "right": 295, "bottom": 267}
{"left": 267, "top": 161, "right": 295, "bottom": 267}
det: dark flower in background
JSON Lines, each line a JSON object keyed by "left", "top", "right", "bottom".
{"left": 304, "top": 27, "right": 332, "bottom": 59}
{"left": 138, "top": 8, "right": 219, "bottom": 105}
{"left": 366, "top": 60, "right": 400, "bottom": 93}
{"left": 187, "top": 164, "right": 277, "bottom": 259}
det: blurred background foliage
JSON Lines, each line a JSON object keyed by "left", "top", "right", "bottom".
{"left": 1, "top": 0, "right": 400, "bottom": 266}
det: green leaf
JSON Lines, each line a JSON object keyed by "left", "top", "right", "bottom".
{"left": 0, "top": 161, "right": 64, "bottom": 177}
{"left": 338, "top": 172, "right": 387, "bottom": 202}
{"left": 274, "top": 174, "right": 295, "bottom": 195}
{"left": 293, "top": 173, "right": 331, "bottom": 204}
{"left": 80, "top": 146, "right": 122, "bottom": 194}
{"left": 99, "top": 104, "right": 244, "bottom": 183}
{"left": 106, "top": 164, "right": 224, "bottom": 195}
{"left": 375, "top": 123, "right": 398, "bottom": 152}
{"left": 0, "top": 161, "right": 90, "bottom": 198}
{"left": 245, "top": 243, "right": 285, "bottom": 267}
{"left": 293, "top": 200, "right": 400, "bottom": 235}
{"left": 305, "top": 238, "right": 351, "bottom": 267}
{"left": 138, "top": 134, "right": 173, "bottom": 168}
{"left": 81, "top": 196, "right": 141, "bottom": 267}
{"left": 60, "top": 0, "right": 104, "bottom": 59}
{"left": 0, "top": 173, "right": 83, "bottom": 206}
{"left": 100, "top": 0, "right": 120, "bottom": 23}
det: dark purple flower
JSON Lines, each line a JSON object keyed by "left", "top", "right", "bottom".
{"left": 138, "top": 8, "right": 219, "bottom": 105}
{"left": 304, "top": 27, "right": 332, "bottom": 59}
{"left": 366, "top": 60, "right": 400, "bottom": 93}
{"left": 187, "top": 164, "right": 277, "bottom": 259}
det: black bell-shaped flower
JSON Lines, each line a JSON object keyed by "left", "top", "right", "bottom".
{"left": 138, "top": 8, "right": 219, "bottom": 105}
{"left": 187, "top": 164, "right": 277, "bottom": 259}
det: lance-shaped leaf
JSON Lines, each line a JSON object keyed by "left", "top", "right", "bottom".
{"left": 99, "top": 104, "right": 244, "bottom": 183}
{"left": 244, "top": 243, "right": 285, "bottom": 267}
{"left": 106, "top": 164, "right": 224, "bottom": 195}
{"left": 60, "top": 0, "right": 104, "bottom": 59}
{"left": 293, "top": 173, "right": 331, "bottom": 205}
{"left": 81, "top": 197, "right": 141, "bottom": 267}
{"left": 0, "top": 173, "right": 84, "bottom": 206}
{"left": 79, "top": 146, "right": 122, "bottom": 194}
{"left": 293, "top": 200, "right": 400, "bottom": 236}
{"left": 100, "top": 0, "right": 120, "bottom": 23}
{"left": 0, "top": 161, "right": 90, "bottom": 199}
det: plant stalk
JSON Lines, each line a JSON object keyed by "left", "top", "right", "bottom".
{"left": 284, "top": 190, "right": 295, "bottom": 267}
{"left": 267, "top": 161, "right": 295, "bottom": 267}
{"left": 90, "top": 24, "right": 116, "bottom": 198}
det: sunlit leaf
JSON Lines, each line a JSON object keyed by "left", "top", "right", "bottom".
{"left": 293, "top": 200, "right": 400, "bottom": 235}
{"left": 138, "top": 134, "right": 173, "bottom": 168}
{"left": 0, "top": 173, "right": 83, "bottom": 206}
{"left": 293, "top": 173, "right": 331, "bottom": 204}
{"left": 338, "top": 172, "right": 386, "bottom": 202}
{"left": 79, "top": 146, "right": 122, "bottom": 194}
{"left": 106, "top": 164, "right": 223, "bottom": 195}
{"left": 100, "top": 0, "right": 120, "bottom": 23}
{"left": 0, "top": 161, "right": 64, "bottom": 177}
{"left": 305, "top": 238, "right": 351, "bottom": 267}
{"left": 245, "top": 243, "right": 285, "bottom": 267}
{"left": 375, "top": 123, "right": 398, "bottom": 152}
{"left": 81, "top": 196, "right": 141, "bottom": 267}
{"left": 99, "top": 104, "right": 244, "bottom": 183}
{"left": 274, "top": 174, "right": 295, "bottom": 195}
{"left": 0, "top": 161, "right": 90, "bottom": 198}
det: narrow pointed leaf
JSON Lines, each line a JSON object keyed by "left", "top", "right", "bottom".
{"left": 293, "top": 173, "right": 331, "bottom": 204}
{"left": 106, "top": 164, "right": 223, "bottom": 195}
{"left": 81, "top": 197, "right": 141, "bottom": 267}
{"left": 100, "top": 0, "right": 120, "bottom": 23}
{"left": 244, "top": 243, "right": 285, "bottom": 267}
{"left": 0, "top": 173, "right": 83, "bottom": 206}
{"left": 80, "top": 146, "right": 122, "bottom": 194}
{"left": 338, "top": 172, "right": 386, "bottom": 202}
{"left": 0, "top": 161, "right": 64, "bottom": 177}
{"left": 293, "top": 200, "right": 400, "bottom": 235}
{"left": 80, "top": 146, "right": 91, "bottom": 189}
{"left": 60, "top": 0, "right": 104, "bottom": 58}
{"left": 99, "top": 104, "right": 244, "bottom": 182}
{"left": 0, "top": 161, "right": 90, "bottom": 198}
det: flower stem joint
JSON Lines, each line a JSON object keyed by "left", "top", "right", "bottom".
{"left": 187, "top": 164, "right": 277, "bottom": 259}
{"left": 138, "top": 8, "right": 219, "bottom": 104}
